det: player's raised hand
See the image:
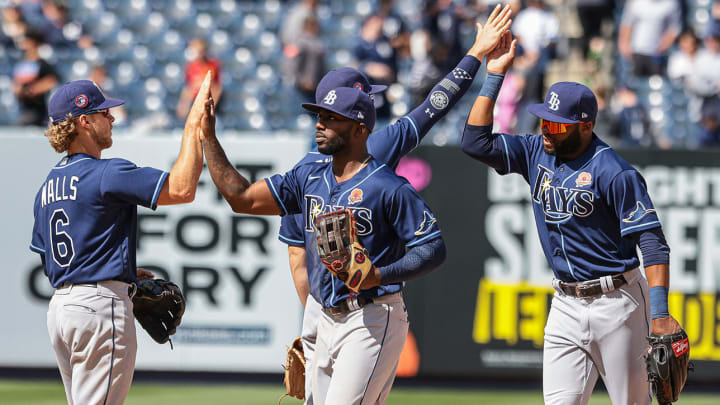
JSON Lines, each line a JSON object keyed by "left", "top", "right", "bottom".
{"left": 486, "top": 31, "right": 517, "bottom": 74}
{"left": 200, "top": 91, "right": 216, "bottom": 142}
{"left": 185, "top": 70, "right": 213, "bottom": 130}
{"left": 467, "top": 4, "right": 513, "bottom": 60}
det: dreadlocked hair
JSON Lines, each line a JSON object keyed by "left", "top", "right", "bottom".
{"left": 45, "top": 113, "right": 78, "bottom": 153}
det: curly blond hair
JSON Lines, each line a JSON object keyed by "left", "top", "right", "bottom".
{"left": 44, "top": 113, "right": 78, "bottom": 153}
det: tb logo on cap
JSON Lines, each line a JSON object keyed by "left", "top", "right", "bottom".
{"left": 548, "top": 92, "right": 560, "bottom": 111}
{"left": 323, "top": 90, "right": 337, "bottom": 105}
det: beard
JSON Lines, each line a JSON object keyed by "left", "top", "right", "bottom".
{"left": 543, "top": 126, "right": 582, "bottom": 158}
{"left": 317, "top": 132, "right": 347, "bottom": 155}
{"left": 92, "top": 130, "right": 112, "bottom": 150}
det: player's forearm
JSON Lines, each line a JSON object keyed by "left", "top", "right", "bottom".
{"left": 645, "top": 263, "right": 670, "bottom": 289}
{"left": 288, "top": 246, "right": 310, "bottom": 307}
{"left": 164, "top": 134, "right": 203, "bottom": 203}
{"left": 202, "top": 135, "right": 252, "bottom": 211}
{"left": 406, "top": 55, "right": 482, "bottom": 136}
{"left": 377, "top": 237, "right": 446, "bottom": 284}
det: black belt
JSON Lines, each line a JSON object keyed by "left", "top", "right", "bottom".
{"left": 557, "top": 274, "right": 627, "bottom": 298}
{"left": 325, "top": 296, "right": 374, "bottom": 315}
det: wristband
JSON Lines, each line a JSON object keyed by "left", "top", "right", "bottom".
{"left": 649, "top": 286, "right": 670, "bottom": 320}
{"left": 478, "top": 73, "right": 505, "bottom": 102}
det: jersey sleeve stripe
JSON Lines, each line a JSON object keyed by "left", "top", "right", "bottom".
{"left": 278, "top": 234, "right": 304, "bottom": 246}
{"left": 150, "top": 171, "right": 169, "bottom": 210}
{"left": 404, "top": 116, "right": 420, "bottom": 148}
{"left": 264, "top": 178, "right": 289, "bottom": 215}
{"left": 406, "top": 230, "right": 442, "bottom": 247}
{"left": 621, "top": 220, "right": 661, "bottom": 236}
{"left": 499, "top": 135, "right": 511, "bottom": 173}
{"left": 29, "top": 244, "right": 45, "bottom": 253}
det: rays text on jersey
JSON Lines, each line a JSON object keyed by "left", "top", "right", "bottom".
{"left": 531, "top": 165, "right": 594, "bottom": 223}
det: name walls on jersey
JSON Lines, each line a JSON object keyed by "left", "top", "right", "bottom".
{"left": 27, "top": 163, "right": 275, "bottom": 307}
{"left": 483, "top": 167, "right": 720, "bottom": 293}
{"left": 470, "top": 278, "right": 720, "bottom": 362}
{"left": 138, "top": 163, "right": 273, "bottom": 309}
{"left": 40, "top": 175, "right": 79, "bottom": 207}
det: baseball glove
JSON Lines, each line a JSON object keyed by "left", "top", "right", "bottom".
{"left": 132, "top": 279, "right": 185, "bottom": 346}
{"left": 646, "top": 329, "right": 691, "bottom": 404}
{"left": 279, "top": 336, "right": 305, "bottom": 404}
{"left": 314, "top": 208, "right": 373, "bottom": 293}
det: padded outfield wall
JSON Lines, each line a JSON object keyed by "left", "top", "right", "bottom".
{"left": 2, "top": 130, "right": 719, "bottom": 382}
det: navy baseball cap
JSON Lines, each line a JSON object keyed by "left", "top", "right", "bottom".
{"left": 302, "top": 87, "right": 376, "bottom": 131}
{"left": 527, "top": 82, "right": 598, "bottom": 124}
{"left": 315, "top": 67, "right": 387, "bottom": 102}
{"left": 48, "top": 80, "right": 124, "bottom": 124}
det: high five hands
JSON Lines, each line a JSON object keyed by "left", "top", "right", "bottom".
{"left": 467, "top": 4, "right": 513, "bottom": 61}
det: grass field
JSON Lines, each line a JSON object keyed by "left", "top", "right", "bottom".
{"left": 1, "top": 380, "right": 718, "bottom": 404}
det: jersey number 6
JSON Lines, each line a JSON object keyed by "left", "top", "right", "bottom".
{"left": 50, "top": 209, "right": 75, "bottom": 267}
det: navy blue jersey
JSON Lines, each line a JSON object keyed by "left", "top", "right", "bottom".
{"left": 30, "top": 153, "right": 167, "bottom": 287}
{"left": 279, "top": 55, "right": 482, "bottom": 247}
{"left": 471, "top": 130, "right": 661, "bottom": 282}
{"left": 266, "top": 158, "right": 442, "bottom": 307}
{"left": 278, "top": 116, "right": 420, "bottom": 247}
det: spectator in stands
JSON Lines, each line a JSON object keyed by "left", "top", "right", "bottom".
{"left": 421, "top": 0, "right": 465, "bottom": 72}
{"left": 511, "top": 0, "right": 559, "bottom": 133}
{"left": 668, "top": 29, "right": 701, "bottom": 86}
{"left": 283, "top": 15, "right": 326, "bottom": 102}
{"left": 1, "top": 5, "right": 27, "bottom": 49}
{"left": 12, "top": 30, "right": 58, "bottom": 127}
{"left": 576, "top": 0, "right": 613, "bottom": 59}
{"left": 354, "top": 14, "right": 398, "bottom": 119}
{"left": 176, "top": 37, "right": 223, "bottom": 120}
{"left": 684, "top": 28, "right": 720, "bottom": 143}
{"left": 37, "top": 0, "right": 92, "bottom": 49}
{"left": 611, "top": 86, "right": 654, "bottom": 147}
{"left": 698, "top": 96, "right": 720, "bottom": 146}
{"left": 618, "top": 0, "right": 681, "bottom": 77}
{"left": 376, "top": 0, "right": 411, "bottom": 60}
{"left": 281, "top": 0, "right": 319, "bottom": 48}
{"left": 89, "top": 65, "right": 127, "bottom": 126}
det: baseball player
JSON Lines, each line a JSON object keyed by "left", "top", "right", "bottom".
{"left": 200, "top": 80, "right": 447, "bottom": 403}
{"left": 29, "top": 74, "right": 211, "bottom": 404}
{"left": 460, "top": 32, "right": 684, "bottom": 404}
{"left": 278, "top": 5, "right": 514, "bottom": 403}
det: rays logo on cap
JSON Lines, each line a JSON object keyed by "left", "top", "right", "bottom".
{"left": 548, "top": 92, "right": 560, "bottom": 111}
{"left": 74, "top": 94, "right": 89, "bottom": 108}
{"left": 353, "top": 82, "right": 364, "bottom": 92}
{"left": 323, "top": 90, "right": 337, "bottom": 105}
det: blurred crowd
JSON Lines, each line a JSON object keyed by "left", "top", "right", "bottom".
{"left": 1, "top": 0, "right": 719, "bottom": 148}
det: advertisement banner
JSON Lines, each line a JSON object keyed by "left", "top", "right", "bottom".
{"left": 1, "top": 133, "right": 307, "bottom": 372}
{"left": 401, "top": 147, "right": 720, "bottom": 380}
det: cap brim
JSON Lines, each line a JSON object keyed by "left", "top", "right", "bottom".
{"left": 95, "top": 97, "right": 125, "bottom": 110}
{"left": 527, "top": 103, "right": 578, "bottom": 124}
{"left": 368, "top": 84, "right": 387, "bottom": 95}
{"left": 301, "top": 103, "right": 355, "bottom": 121}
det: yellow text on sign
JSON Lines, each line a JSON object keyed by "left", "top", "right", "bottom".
{"left": 473, "top": 278, "right": 720, "bottom": 360}
{"left": 473, "top": 279, "right": 552, "bottom": 348}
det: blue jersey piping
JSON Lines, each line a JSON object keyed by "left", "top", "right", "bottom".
{"left": 265, "top": 178, "right": 289, "bottom": 215}
{"left": 52, "top": 158, "right": 92, "bottom": 169}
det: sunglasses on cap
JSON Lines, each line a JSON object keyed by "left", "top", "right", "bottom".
{"left": 540, "top": 119, "right": 585, "bottom": 134}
